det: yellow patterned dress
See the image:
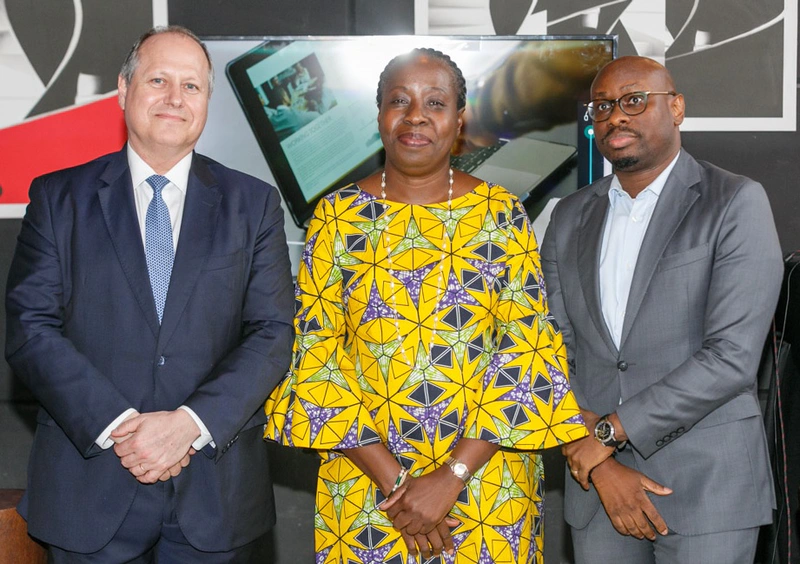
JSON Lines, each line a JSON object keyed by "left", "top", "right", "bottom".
{"left": 265, "top": 181, "right": 585, "bottom": 564}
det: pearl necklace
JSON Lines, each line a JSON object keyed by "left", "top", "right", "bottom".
{"left": 380, "top": 168, "right": 453, "bottom": 368}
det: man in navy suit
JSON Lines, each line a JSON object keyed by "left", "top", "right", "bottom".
{"left": 5, "top": 26, "right": 294, "bottom": 561}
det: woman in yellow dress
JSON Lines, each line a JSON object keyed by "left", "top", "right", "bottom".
{"left": 265, "top": 47, "right": 586, "bottom": 564}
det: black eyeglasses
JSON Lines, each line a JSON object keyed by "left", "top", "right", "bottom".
{"left": 585, "top": 91, "right": 677, "bottom": 122}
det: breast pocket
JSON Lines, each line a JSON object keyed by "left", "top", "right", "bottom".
{"left": 198, "top": 250, "right": 246, "bottom": 301}
{"left": 650, "top": 243, "right": 711, "bottom": 336}
{"left": 657, "top": 243, "right": 710, "bottom": 272}
{"left": 203, "top": 250, "right": 244, "bottom": 271}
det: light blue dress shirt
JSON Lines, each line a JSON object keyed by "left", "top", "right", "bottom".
{"left": 599, "top": 153, "right": 680, "bottom": 348}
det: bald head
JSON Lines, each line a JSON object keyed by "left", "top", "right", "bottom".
{"left": 591, "top": 56, "right": 676, "bottom": 98}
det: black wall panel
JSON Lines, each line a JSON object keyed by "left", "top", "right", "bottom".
{"left": 168, "top": 0, "right": 414, "bottom": 35}
{"left": 683, "top": 118, "right": 800, "bottom": 254}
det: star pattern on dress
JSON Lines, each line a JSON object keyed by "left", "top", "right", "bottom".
{"left": 265, "top": 182, "right": 585, "bottom": 564}
{"left": 360, "top": 281, "right": 400, "bottom": 324}
{"left": 394, "top": 264, "right": 437, "bottom": 308}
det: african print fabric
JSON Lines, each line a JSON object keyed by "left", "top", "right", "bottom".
{"left": 265, "top": 181, "right": 586, "bottom": 564}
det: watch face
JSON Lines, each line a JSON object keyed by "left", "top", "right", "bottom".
{"left": 595, "top": 420, "right": 613, "bottom": 442}
{"left": 453, "top": 462, "right": 469, "bottom": 477}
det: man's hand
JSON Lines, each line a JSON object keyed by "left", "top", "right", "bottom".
{"left": 157, "top": 449, "right": 195, "bottom": 482}
{"left": 562, "top": 435, "right": 615, "bottom": 489}
{"left": 591, "top": 457, "right": 672, "bottom": 540}
{"left": 110, "top": 410, "right": 140, "bottom": 444}
{"left": 111, "top": 410, "right": 201, "bottom": 484}
{"left": 563, "top": 408, "right": 630, "bottom": 488}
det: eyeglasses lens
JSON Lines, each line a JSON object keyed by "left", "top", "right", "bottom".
{"left": 589, "top": 92, "right": 649, "bottom": 121}
{"left": 620, "top": 93, "right": 647, "bottom": 116}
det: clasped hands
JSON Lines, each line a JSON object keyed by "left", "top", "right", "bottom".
{"left": 562, "top": 409, "right": 613, "bottom": 489}
{"left": 379, "top": 466, "right": 463, "bottom": 560}
{"left": 111, "top": 409, "right": 200, "bottom": 484}
{"left": 563, "top": 409, "right": 672, "bottom": 540}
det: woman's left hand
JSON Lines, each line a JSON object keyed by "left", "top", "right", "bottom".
{"left": 381, "top": 466, "right": 464, "bottom": 535}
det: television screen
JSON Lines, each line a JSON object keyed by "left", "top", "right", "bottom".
{"left": 224, "top": 35, "right": 615, "bottom": 228}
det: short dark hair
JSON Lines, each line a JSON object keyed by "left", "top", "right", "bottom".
{"left": 120, "top": 25, "right": 214, "bottom": 95}
{"left": 376, "top": 47, "right": 467, "bottom": 111}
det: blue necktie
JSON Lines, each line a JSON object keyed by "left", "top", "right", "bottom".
{"left": 145, "top": 175, "right": 174, "bottom": 323}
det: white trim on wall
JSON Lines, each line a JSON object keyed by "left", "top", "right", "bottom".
{"left": 153, "top": 0, "right": 168, "bottom": 26}
{"left": 415, "top": 0, "right": 429, "bottom": 34}
{"left": 0, "top": 204, "right": 28, "bottom": 218}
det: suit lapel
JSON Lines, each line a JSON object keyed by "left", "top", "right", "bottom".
{"left": 577, "top": 178, "right": 618, "bottom": 356}
{"left": 98, "top": 149, "right": 161, "bottom": 337}
{"left": 619, "top": 150, "right": 701, "bottom": 349}
{"left": 158, "top": 154, "right": 221, "bottom": 347}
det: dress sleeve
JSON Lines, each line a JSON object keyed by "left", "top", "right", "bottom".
{"left": 464, "top": 197, "right": 587, "bottom": 449}
{"left": 264, "top": 195, "right": 382, "bottom": 450}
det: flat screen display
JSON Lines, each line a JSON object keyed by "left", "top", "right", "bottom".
{"left": 226, "top": 35, "right": 615, "bottom": 228}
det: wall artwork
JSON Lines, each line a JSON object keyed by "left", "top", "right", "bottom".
{"left": 417, "top": 0, "right": 798, "bottom": 132}
{"left": 0, "top": 0, "right": 166, "bottom": 216}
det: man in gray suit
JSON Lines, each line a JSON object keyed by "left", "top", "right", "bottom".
{"left": 541, "top": 56, "right": 783, "bottom": 562}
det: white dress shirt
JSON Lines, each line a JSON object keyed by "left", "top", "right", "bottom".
{"left": 599, "top": 153, "right": 680, "bottom": 348}
{"left": 96, "top": 146, "right": 214, "bottom": 451}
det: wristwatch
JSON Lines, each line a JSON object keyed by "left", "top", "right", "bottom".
{"left": 594, "top": 415, "right": 626, "bottom": 449}
{"left": 444, "top": 456, "right": 472, "bottom": 483}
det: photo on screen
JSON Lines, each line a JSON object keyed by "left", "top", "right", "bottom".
{"left": 258, "top": 54, "right": 338, "bottom": 142}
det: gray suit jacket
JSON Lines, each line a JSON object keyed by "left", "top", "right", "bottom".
{"left": 541, "top": 149, "right": 782, "bottom": 535}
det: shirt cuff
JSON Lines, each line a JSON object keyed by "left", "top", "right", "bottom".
{"left": 96, "top": 408, "right": 138, "bottom": 449}
{"left": 179, "top": 405, "right": 216, "bottom": 450}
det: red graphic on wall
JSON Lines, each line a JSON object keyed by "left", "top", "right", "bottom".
{"left": 0, "top": 96, "right": 127, "bottom": 204}
{"left": 0, "top": 1, "right": 151, "bottom": 212}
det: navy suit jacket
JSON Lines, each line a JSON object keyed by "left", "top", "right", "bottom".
{"left": 5, "top": 147, "right": 294, "bottom": 552}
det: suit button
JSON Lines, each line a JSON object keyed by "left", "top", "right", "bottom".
{"left": 157, "top": 356, "right": 166, "bottom": 366}
{"left": 677, "top": 427, "right": 685, "bottom": 433}
{"left": 656, "top": 439, "right": 664, "bottom": 446}
{"left": 617, "top": 360, "right": 628, "bottom": 371}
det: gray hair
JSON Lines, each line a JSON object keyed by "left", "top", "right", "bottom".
{"left": 119, "top": 25, "right": 214, "bottom": 96}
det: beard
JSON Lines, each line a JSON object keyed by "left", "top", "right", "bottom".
{"left": 611, "top": 156, "right": 639, "bottom": 170}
